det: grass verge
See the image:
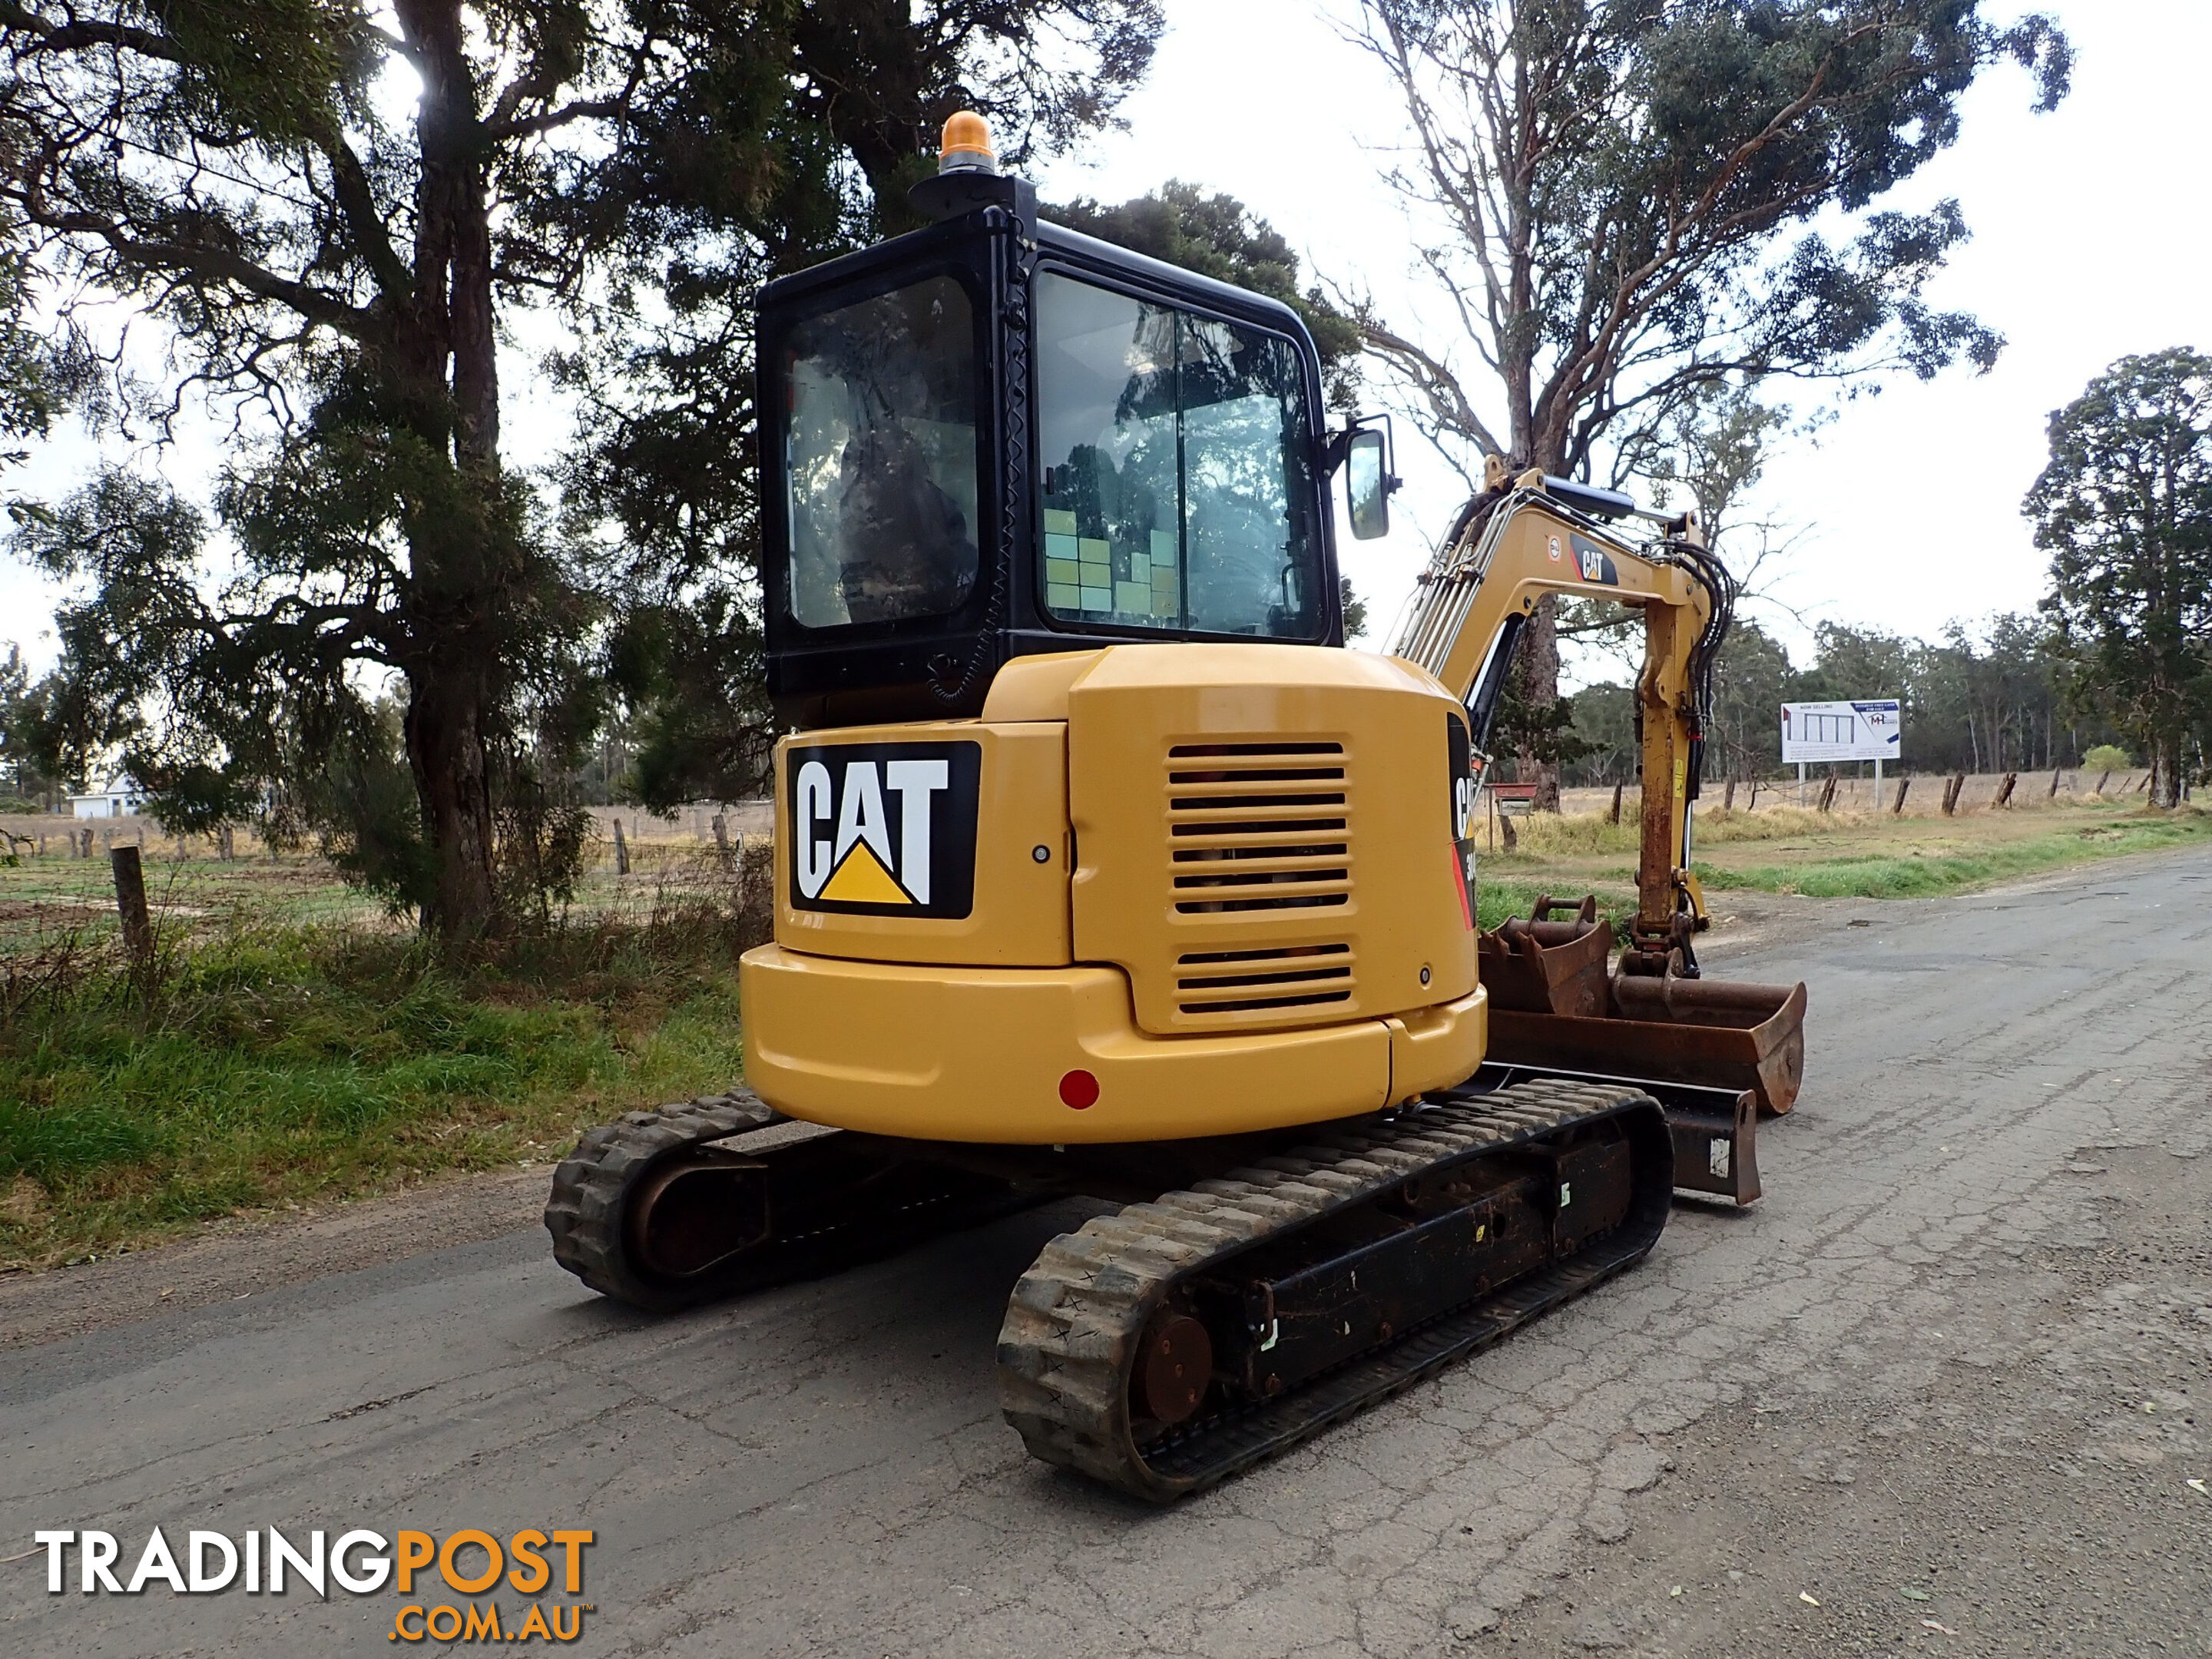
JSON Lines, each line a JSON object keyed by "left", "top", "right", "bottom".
{"left": 0, "top": 895, "right": 763, "bottom": 1269}
{"left": 1698, "top": 810, "right": 2212, "bottom": 899}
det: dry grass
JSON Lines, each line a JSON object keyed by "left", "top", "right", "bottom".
{"left": 1482, "top": 794, "right": 2211, "bottom": 907}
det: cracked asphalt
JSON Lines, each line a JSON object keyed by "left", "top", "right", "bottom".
{"left": 5, "top": 849, "right": 2210, "bottom": 1657}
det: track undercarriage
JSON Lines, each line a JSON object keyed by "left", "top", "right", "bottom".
{"left": 547, "top": 1075, "right": 1677, "bottom": 1499}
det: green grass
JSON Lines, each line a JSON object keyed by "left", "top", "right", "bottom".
{"left": 0, "top": 909, "right": 760, "bottom": 1268}
{"left": 1698, "top": 812, "right": 2212, "bottom": 899}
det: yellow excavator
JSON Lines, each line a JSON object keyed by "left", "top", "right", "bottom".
{"left": 548, "top": 114, "right": 1806, "bottom": 1501}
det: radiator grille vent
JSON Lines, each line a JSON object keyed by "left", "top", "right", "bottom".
{"left": 1166, "top": 742, "right": 1350, "bottom": 916}
{"left": 1175, "top": 943, "right": 1353, "bottom": 1016}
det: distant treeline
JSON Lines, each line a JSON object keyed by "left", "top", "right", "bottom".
{"left": 1563, "top": 613, "right": 2132, "bottom": 786}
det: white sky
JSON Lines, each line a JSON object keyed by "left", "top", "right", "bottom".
{"left": 3, "top": 0, "right": 2204, "bottom": 686}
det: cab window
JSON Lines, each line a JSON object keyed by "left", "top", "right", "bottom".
{"left": 1035, "top": 273, "right": 1320, "bottom": 637}
{"left": 782, "top": 275, "right": 981, "bottom": 628}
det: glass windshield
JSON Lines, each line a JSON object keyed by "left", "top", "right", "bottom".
{"left": 783, "top": 275, "right": 981, "bottom": 628}
{"left": 1035, "top": 273, "right": 1319, "bottom": 637}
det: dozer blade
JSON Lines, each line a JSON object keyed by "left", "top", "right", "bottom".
{"left": 1486, "top": 973, "right": 1807, "bottom": 1117}
{"left": 1467, "top": 1060, "right": 1760, "bottom": 1205}
{"left": 1477, "top": 892, "right": 1612, "bottom": 1018}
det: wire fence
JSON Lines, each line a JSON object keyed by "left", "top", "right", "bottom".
{"left": 0, "top": 806, "right": 781, "bottom": 958}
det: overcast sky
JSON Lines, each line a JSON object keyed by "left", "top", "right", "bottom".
{"left": 3, "top": 0, "right": 2204, "bottom": 688}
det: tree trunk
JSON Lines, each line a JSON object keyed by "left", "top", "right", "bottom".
{"left": 2154, "top": 737, "right": 2184, "bottom": 808}
{"left": 1518, "top": 597, "right": 1563, "bottom": 811}
{"left": 387, "top": 0, "right": 512, "bottom": 942}
{"left": 406, "top": 662, "right": 500, "bottom": 940}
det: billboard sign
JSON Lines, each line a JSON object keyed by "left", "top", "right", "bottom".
{"left": 1780, "top": 699, "right": 1902, "bottom": 764}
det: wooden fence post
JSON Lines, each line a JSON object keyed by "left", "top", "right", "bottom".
{"left": 1607, "top": 782, "right": 1623, "bottom": 825}
{"left": 612, "top": 816, "right": 630, "bottom": 876}
{"left": 1723, "top": 777, "right": 1737, "bottom": 810}
{"left": 2093, "top": 770, "right": 2111, "bottom": 796}
{"left": 712, "top": 812, "right": 733, "bottom": 872}
{"left": 111, "top": 843, "right": 154, "bottom": 982}
{"left": 1816, "top": 773, "right": 1836, "bottom": 812}
{"left": 1941, "top": 773, "right": 1965, "bottom": 816}
{"left": 2048, "top": 767, "right": 2061, "bottom": 798}
{"left": 1892, "top": 776, "right": 1910, "bottom": 814}
{"left": 1994, "top": 771, "right": 2018, "bottom": 808}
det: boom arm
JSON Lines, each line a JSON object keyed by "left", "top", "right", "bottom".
{"left": 1392, "top": 459, "right": 1733, "bottom": 967}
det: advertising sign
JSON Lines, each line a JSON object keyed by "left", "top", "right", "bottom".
{"left": 1780, "top": 700, "right": 1902, "bottom": 764}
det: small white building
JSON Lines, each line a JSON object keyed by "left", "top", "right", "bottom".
{"left": 68, "top": 775, "right": 146, "bottom": 818}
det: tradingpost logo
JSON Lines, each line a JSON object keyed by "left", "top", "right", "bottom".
{"left": 29, "top": 1525, "right": 595, "bottom": 1643}
{"left": 786, "top": 740, "right": 982, "bottom": 918}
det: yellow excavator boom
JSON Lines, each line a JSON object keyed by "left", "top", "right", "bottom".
{"left": 1396, "top": 458, "right": 1724, "bottom": 959}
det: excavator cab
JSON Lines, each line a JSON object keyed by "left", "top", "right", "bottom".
{"left": 758, "top": 157, "right": 1370, "bottom": 730}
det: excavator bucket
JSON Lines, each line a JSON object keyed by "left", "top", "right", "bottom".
{"left": 1479, "top": 897, "right": 1807, "bottom": 1205}
{"left": 1488, "top": 980, "right": 1805, "bottom": 1111}
{"left": 1475, "top": 894, "right": 1611, "bottom": 1018}
{"left": 1603, "top": 972, "right": 1808, "bottom": 1115}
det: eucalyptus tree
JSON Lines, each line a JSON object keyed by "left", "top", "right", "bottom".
{"left": 1349, "top": 0, "right": 2069, "bottom": 804}
{"left": 2, "top": 0, "right": 1161, "bottom": 935}
{"left": 2027, "top": 349, "right": 2212, "bottom": 806}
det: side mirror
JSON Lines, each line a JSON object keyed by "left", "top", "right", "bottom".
{"left": 1346, "top": 427, "right": 1389, "bottom": 541}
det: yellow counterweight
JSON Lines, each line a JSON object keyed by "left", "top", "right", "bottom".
{"left": 739, "top": 642, "right": 1488, "bottom": 1142}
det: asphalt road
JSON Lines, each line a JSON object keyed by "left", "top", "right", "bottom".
{"left": 6, "top": 852, "right": 2210, "bottom": 1657}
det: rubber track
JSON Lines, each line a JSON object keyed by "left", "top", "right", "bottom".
{"left": 545, "top": 1091, "right": 777, "bottom": 1311}
{"left": 547, "top": 1091, "right": 1033, "bottom": 1313}
{"left": 997, "top": 1078, "right": 1663, "bottom": 1500}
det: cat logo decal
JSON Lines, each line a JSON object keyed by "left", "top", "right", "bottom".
{"left": 786, "top": 742, "right": 982, "bottom": 917}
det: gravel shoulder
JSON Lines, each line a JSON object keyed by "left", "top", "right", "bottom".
{"left": 1483, "top": 1140, "right": 2212, "bottom": 1657}
{"left": 0, "top": 1167, "right": 548, "bottom": 1350}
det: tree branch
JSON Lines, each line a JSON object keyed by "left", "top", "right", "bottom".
{"left": 0, "top": 3, "right": 186, "bottom": 62}
{"left": 18, "top": 173, "right": 377, "bottom": 339}
{"left": 1357, "top": 316, "right": 1505, "bottom": 458}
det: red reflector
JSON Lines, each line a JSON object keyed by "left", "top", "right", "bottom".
{"left": 1058, "top": 1069, "right": 1099, "bottom": 1109}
